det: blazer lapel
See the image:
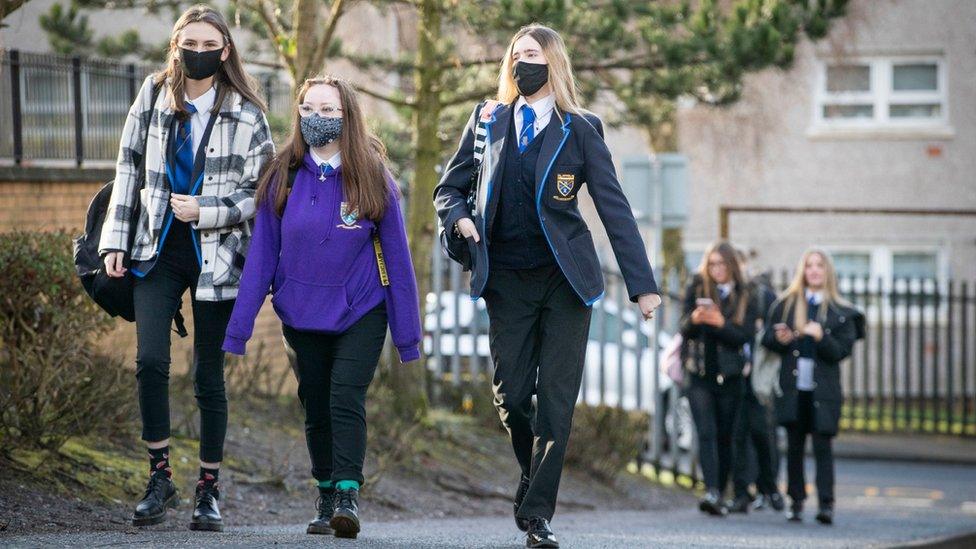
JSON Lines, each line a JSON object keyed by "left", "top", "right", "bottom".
{"left": 481, "top": 103, "right": 511, "bottom": 222}
{"left": 535, "top": 110, "right": 570, "bottom": 193}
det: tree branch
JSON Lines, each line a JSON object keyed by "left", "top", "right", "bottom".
{"left": 308, "top": 0, "right": 348, "bottom": 76}
{"left": 354, "top": 84, "right": 417, "bottom": 109}
{"left": 442, "top": 85, "right": 497, "bottom": 108}
{"left": 248, "top": 0, "right": 296, "bottom": 76}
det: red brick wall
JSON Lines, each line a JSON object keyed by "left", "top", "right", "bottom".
{"left": 0, "top": 167, "right": 291, "bottom": 382}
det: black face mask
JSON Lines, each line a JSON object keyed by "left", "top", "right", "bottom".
{"left": 180, "top": 47, "right": 223, "bottom": 80}
{"left": 513, "top": 61, "right": 549, "bottom": 97}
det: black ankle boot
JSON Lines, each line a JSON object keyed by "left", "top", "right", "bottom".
{"left": 329, "top": 488, "right": 360, "bottom": 539}
{"left": 526, "top": 517, "right": 558, "bottom": 548}
{"left": 132, "top": 474, "right": 179, "bottom": 526}
{"left": 514, "top": 474, "right": 530, "bottom": 531}
{"left": 189, "top": 484, "right": 222, "bottom": 531}
{"left": 307, "top": 488, "right": 335, "bottom": 535}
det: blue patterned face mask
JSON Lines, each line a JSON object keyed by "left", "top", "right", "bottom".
{"left": 300, "top": 115, "right": 343, "bottom": 147}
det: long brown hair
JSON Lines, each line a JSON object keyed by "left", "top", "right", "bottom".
{"left": 156, "top": 4, "right": 266, "bottom": 115}
{"left": 497, "top": 24, "right": 584, "bottom": 117}
{"left": 780, "top": 248, "right": 852, "bottom": 329}
{"left": 256, "top": 75, "right": 391, "bottom": 220}
{"left": 696, "top": 240, "right": 750, "bottom": 324}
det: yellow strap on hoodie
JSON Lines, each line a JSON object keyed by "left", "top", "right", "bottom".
{"left": 373, "top": 232, "right": 389, "bottom": 287}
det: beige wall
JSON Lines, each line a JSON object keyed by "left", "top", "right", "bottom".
{"left": 676, "top": 0, "right": 976, "bottom": 279}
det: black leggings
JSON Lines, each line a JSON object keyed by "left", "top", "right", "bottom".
{"left": 133, "top": 226, "right": 233, "bottom": 463}
{"left": 687, "top": 376, "right": 742, "bottom": 494}
{"left": 282, "top": 304, "right": 387, "bottom": 485}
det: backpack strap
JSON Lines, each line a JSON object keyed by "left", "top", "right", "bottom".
{"left": 172, "top": 310, "right": 188, "bottom": 338}
{"left": 286, "top": 166, "right": 299, "bottom": 189}
{"left": 472, "top": 100, "right": 501, "bottom": 166}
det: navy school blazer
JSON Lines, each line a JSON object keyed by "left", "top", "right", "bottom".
{"left": 433, "top": 101, "right": 659, "bottom": 305}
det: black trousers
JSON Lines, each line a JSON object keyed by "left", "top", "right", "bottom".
{"left": 282, "top": 304, "right": 387, "bottom": 485}
{"left": 786, "top": 390, "right": 835, "bottom": 507}
{"left": 733, "top": 383, "right": 779, "bottom": 498}
{"left": 687, "top": 375, "right": 742, "bottom": 494}
{"left": 133, "top": 226, "right": 233, "bottom": 462}
{"left": 483, "top": 265, "right": 592, "bottom": 521}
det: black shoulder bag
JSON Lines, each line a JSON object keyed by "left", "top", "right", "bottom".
{"left": 74, "top": 82, "right": 187, "bottom": 337}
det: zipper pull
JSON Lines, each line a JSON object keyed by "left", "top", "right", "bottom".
{"left": 312, "top": 194, "right": 317, "bottom": 205}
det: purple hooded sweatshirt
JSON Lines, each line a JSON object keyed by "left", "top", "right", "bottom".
{"left": 222, "top": 152, "right": 421, "bottom": 363}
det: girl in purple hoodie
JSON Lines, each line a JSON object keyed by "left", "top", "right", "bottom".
{"left": 222, "top": 76, "right": 421, "bottom": 539}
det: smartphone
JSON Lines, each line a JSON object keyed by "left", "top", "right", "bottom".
{"left": 696, "top": 298, "right": 716, "bottom": 309}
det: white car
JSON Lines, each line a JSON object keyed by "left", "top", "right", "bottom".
{"left": 423, "top": 291, "right": 693, "bottom": 451}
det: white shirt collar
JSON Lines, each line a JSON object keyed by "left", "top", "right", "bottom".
{"left": 805, "top": 288, "right": 824, "bottom": 304}
{"left": 185, "top": 86, "right": 216, "bottom": 115}
{"left": 515, "top": 93, "right": 555, "bottom": 119}
{"left": 717, "top": 282, "right": 734, "bottom": 298}
{"left": 310, "top": 149, "right": 342, "bottom": 170}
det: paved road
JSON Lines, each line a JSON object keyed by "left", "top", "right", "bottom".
{"left": 4, "top": 459, "right": 975, "bottom": 548}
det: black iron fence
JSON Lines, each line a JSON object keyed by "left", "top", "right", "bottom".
{"left": 422, "top": 253, "right": 976, "bottom": 483}
{"left": 0, "top": 49, "right": 291, "bottom": 167}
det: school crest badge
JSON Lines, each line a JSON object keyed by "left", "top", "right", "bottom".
{"left": 554, "top": 173, "right": 575, "bottom": 201}
{"left": 338, "top": 202, "right": 362, "bottom": 229}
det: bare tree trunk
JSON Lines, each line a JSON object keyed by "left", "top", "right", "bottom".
{"left": 378, "top": 0, "right": 445, "bottom": 419}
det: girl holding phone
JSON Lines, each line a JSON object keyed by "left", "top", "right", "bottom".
{"left": 679, "top": 240, "right": 758, "bottom": 516}
{"left": 99, "top": 4, "right": 273, "bottom": 530}
{"left": 762, "top": 249, "right": 858, "bottom": 525}
{"left": 434, "top": 24, "right": 661, "bottom": 548}
{"left": 222, "top": 75, "right": 421, "bottom": 539}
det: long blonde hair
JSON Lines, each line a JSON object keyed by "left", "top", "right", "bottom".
{"left": 497, "top": 24, "right": 584, "bottom": 117}
{"left": 781, "top": 248, "right": 851, "bottom": 328}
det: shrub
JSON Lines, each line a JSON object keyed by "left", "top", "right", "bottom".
{"left": 0, "top": 231, "right": 135, "bottom": 451}
{"left": 565, "top": 404, "right": 648, "bottom": 481}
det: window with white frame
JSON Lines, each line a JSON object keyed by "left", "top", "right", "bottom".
{"left": 814, "top": 56, "right": 948, "bottom": 130}
{"left": 826, "top": 246, "right": 944, "bottom": 285}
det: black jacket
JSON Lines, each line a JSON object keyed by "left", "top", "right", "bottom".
{"left": 433, "top": 101, "right": 658, "bottom": 305}
{"left": 761, "top": 297, "right": 858, "bottom": 436}
{"left": 678, "top": 275, "right": 759, "bottom": 384}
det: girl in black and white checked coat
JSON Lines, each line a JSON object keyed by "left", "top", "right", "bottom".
{"left": 99, "top": 5, "right": 273, "bottom": 531}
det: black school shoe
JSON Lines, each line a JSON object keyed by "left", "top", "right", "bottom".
{"left": 525, "top": 517, "right": 558, "bottom": 548}
{"left": 727, "top": 494, "right": 752, "bottom": 514}
{"left": 698, "top": 490, "right": 727, "bottom": 516}
{"left": 132, "top": 474, "right": 179, "bottom": 526}
{"left": 189, "top": 484, "right": 223, "bottom": 532}
{"left": 307, "top": 488, "right": 335, "bottom": 535}
{"left": 786, "top": 500, "right": 803, "bottom": 522}
{"left": 514, "top": 474, "right": 531, "bottom": 531}
{"left": 816, "top": 504, "right": 834, "bottom": 525}
{"left": 329, "top": 488, "right": 361, "bottom": 539}
{"left": 767, "top": 492, "right": 786, "bottom": 512}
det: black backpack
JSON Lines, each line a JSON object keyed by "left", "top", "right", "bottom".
{"left": 73, "top": 83, "right": 187, "bottom": 337}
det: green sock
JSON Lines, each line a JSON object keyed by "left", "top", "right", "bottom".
{"left": 336, "top": 480, "right": 360, "bottom": 491}
{"left": 317, "top": 479, "right": 333, "bottom": 489}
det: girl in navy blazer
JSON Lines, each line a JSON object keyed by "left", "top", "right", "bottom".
{"left": 434, "top": 24, "right": 661, "bottom": 549}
